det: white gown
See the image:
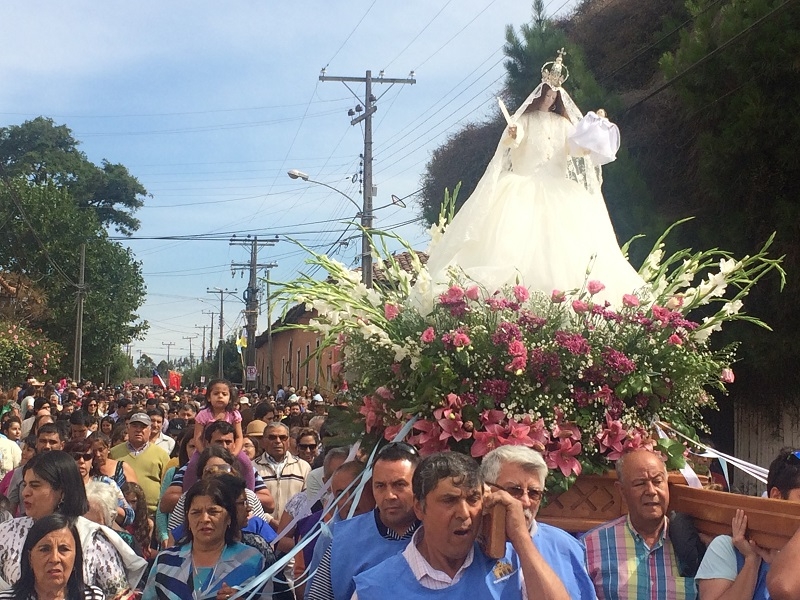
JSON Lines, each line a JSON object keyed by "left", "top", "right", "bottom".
{"left": 418, "top": 109, "right": 646, "bottom": 307}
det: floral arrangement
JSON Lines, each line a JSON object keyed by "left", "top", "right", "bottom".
{"left": 0, "top": 320, "right": 61, "bottom": 388}
{"left": 278, "top": 216, "right": 784, "bottom": 493}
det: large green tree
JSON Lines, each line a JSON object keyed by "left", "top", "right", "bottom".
{"left": 0, "top": 178, "right": 147, "bottom": 380}
{"left": 0, "top": 117, "right": 148, "bottom": 235}
{"left": 656, "top": 0, "right": 800, "bottom": 401}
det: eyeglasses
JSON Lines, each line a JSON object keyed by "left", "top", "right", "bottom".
{"left": 203, "top": 464, "right": 233, "bottom": 475}
{"left": 487, "top": 482, "right": 544, "bottom": 502}
{"left": 70, "top": 452, "right": 94, "bottom": 462}
{"left": 377, "top": 441, "right": 419, "bottom": 457}
{"left": 267, "top": 434, "right": 288, "bottom": 442}
{"left": 298, "top": 443, "right": 318, "bottom": 451}
{"left": 786, "top": 450, "right": 800, "bottom": 464}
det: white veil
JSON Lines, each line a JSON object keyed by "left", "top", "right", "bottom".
{"left": 430, "top": 52, "right": 605, "bottom": 252}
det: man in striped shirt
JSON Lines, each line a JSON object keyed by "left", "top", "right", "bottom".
{"left": 582, "top": 449, "right": 697, "bottom": 600}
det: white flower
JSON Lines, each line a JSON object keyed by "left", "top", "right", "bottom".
{"left": 698, "top": 272, "right": 727, "bottom": 301}
{"left": 392, "top": 344, "right": 410, "bottom": 362}
{"left": 719, "top": 258, "right": 741, "bottom": 275}
{"left": 641, "top": 245, "right": 664, "bottom": 279}
{"left": 722, "top": 299, "right": 744, "bottom": 316}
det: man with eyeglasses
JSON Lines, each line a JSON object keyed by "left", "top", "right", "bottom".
{"left": 255, "top": 421, "right": 311, "bottom": 522}
{"left": 481, "top": 446, "right": 597, "bottom": 600}
{"left": 306, "top": 442, "right": 422, "bottom": 600}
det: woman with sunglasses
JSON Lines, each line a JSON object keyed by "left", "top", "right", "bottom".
{"left": 64, "top": 439, "right": 135, "bottom": 528}
{"left": 166, "top": 446, "right": 265, "bottom": 544}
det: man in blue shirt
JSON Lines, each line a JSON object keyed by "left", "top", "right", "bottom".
{"left": 481, "top": 446, "right": 596, "bottom": 600}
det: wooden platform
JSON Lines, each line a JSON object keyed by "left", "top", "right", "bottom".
{"left": 537, "top": 472, "right": 800, "bottom": 549}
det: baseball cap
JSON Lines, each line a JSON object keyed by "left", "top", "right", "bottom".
{"left": 128, "top": 412, "right": 151, "bottom": 427}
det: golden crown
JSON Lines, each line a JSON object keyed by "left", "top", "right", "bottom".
{"left": 541, "top": 48, "right": 569, "bottom": 89}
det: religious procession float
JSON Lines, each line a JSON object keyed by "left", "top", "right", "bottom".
{"left": 275, "top": 52, "right": 796, "bottom": 547}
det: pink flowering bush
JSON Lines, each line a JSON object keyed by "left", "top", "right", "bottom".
{"left": 277, "top": 222, "right": 783, "bottom": 495}
{"left": 0, "top": 321, "right": 62, "bottom": 387}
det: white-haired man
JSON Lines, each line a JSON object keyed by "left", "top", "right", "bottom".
{"left": 481, "top": 446, "right": 597, "bottom": 600}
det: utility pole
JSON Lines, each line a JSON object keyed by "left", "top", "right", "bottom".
{"left": 182, "top": 335, "right": 198, "bottom": 370}
{"left": 161, "top": 341, "right": 175, "bottom": 364}
{"left": 72, "top": 244, "right": 87, "bottom": 381}
{"left": 319, "top": 69, "right": 416, "bottom": 287}
{"left": 230, "top": 235, "right": 277, "bottom": 389}
{"left": 207, "top": 288, "right": 237, "bottom": 379}
{"left": 266, "top": 268, "right": 274, "bottom": 392}
{"left": 202, "top": 311, "right": 216, "bottom": 363}
{"left": 195, "top": 324, "right": 208, "bottom": 381}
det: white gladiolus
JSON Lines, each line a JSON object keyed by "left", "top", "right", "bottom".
{"left": 723, "top": 299, "right": 744, "bottom": 316}
{"left": 719, "top": 258, "right": 741, "bottom": 275}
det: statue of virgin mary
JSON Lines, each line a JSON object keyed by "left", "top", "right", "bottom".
{"left": 413, "top": 51, "right": 647, "bottom": 314}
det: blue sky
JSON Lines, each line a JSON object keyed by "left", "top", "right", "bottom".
{"left": 0, "top": 0, "right": 578, "bottom": 367}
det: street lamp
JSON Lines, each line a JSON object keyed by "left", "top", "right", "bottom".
{"left": 288, "top": 169, "right": 374, "bottom": 286}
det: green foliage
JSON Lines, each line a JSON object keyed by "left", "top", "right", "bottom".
{"left": 0, "top": 117, "right": 147, "bottom": 235}
{"left": 658, "top": 0, "right": 800, "bottom": 401}
{"left": 0, "top": 321, "right": 62, "bottom": 388}
{"left": 0, "top": 179, "right": 147, "bottom": 381}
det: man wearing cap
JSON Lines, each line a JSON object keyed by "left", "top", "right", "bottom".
{"left": 239, "top": 394, "right": 254, "bottom": 431}
{"left": 110, "top": 412, "right": 169, "bottom": 515}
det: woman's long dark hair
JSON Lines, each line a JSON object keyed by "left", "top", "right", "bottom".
{"left": 524, "top": 83, "right": 568, "bottom": 118}
{"left": 121, "top": 482, "right": 151, "bottom": 557}
{"left": 15, "top": 514, "right": 86, "bottom": 600}
{"left": 23, "top": 451, "right": 90, "bottom": 517}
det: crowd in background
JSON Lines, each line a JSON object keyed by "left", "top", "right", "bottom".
{"left": 0, "top": 377, "right": 799, "bottom": 600}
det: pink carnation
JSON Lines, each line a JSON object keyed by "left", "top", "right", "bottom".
{"left": 465, "top": 286, "right": 480, "bottom": 301}
{"left": 384, "top": 303, "right": 400, "bottom": 321}
{"left": 512, "top": 285, "right": 530, "bottom": 303}
{"left": 572, "top": 300, "right": 589, "bottom": 313}
{"left": 721, "top": 368, "right": 735, "bottom": 383}
{"left": 622, "top": 294, "right": 640, "bottom": 308}
{"left": 667, "top": 334, "right": 683, "bottom": 346}
{"left": 551, "top": 290, "right": 566, "bottom": 303}
{"left": 587, "top": 280, "right": 606, "bottom": 295}
{"left": 420, "top": 327, "right": 436, "bottom": 343}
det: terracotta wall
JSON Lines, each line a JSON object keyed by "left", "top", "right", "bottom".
{"left": 254, "top": 309, "right": 337, "bottom": 394}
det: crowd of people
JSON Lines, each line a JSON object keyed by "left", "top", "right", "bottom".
{"left": 0, "top": 377, "right": 798, "bottom": 599}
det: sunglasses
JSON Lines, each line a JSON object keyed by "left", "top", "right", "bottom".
{"left": 786, "top": 450, "right": 800, "bottom": 464}
{"left": 377, "top": 441, "right": 419, "bottom": 457}
{"left": 204, "top": 464, "right": 234, "bottom": 474}
{"left": 71, "top": 452, "right": 94, "bottom": 462}
{"left": 298, "top": 443, "right": 318, "bottom": 451}
{"left": 487, "top": 482, "right": 544, "bottom": 502}
{"left": 267, "top": 434, "right": 289, "bottom": 442}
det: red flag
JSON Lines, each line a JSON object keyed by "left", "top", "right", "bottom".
{"left": 168, "top": 370, "right": 182, "bottom": 390}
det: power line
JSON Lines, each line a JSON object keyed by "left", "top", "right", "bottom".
{"left": 324, "top": 0, "right": 379, "bottom": 68}
{"left": 624, "top": 0, "right": 796, "bottom": 114}
{"left": 0, "top": 96, "right": 352, "bottom": 119}
{"left": 414, "top": 0, "right": 501, "bottom": 71}
{"left": 598, "top": 0, "right": 728, "bottom": 85}
{"left": 382, "top": 0, "right": 455, "bottom": 71}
